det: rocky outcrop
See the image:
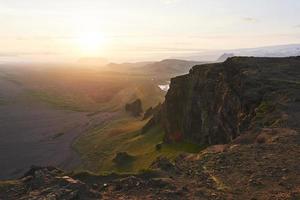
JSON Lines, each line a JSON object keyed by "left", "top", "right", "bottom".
{"left": 125, "top": 99, "right": 143, "bottom": 117}
{"left": 147, "top": 57, "right": 300, "bottom": 146}
{"left": 113, "top": 152, "right": 134, "bottom": 166}
{"left": 0, "top": 166, "right": 101, "bottom": 199}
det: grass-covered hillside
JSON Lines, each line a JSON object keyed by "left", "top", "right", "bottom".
{"left": 74, "top": 115, "right": 202, "bottom": 174}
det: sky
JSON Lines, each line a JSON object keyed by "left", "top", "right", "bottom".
{"left": 0, "top": 0, "right": 300, "bottom": 63}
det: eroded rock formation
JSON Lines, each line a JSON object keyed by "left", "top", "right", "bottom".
{"left": 125, "top": 99, "right": 143, "bottom": 117}
{"left": 146, "top": 57, "right": 300, "bottom": 145}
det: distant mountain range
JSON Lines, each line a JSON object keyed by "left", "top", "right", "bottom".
{"left": 231, "top": 44, "right": 300, "bottom": 57}
{"left": 219, "top": 44, "right": 300, "bottom": 59}
{"left": 179, "top": 44, "right": 300, "bottom": 61}
{"left": 139, "top": 59, "right": 205, "bottom": 75}
{"left": 79, "top": 44, "right": 300, "bottom": 77}
{"left": 104, "top": 59, "right": 206, "bottom": 78}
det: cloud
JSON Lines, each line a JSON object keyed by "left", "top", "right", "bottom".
{"left": 295, "top": 25, "right": 300, "bottom": 28}
{"left": 242, "top": 17, "right": 258, "bottom": 23}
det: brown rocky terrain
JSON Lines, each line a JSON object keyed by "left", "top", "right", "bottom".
{"left": 0, "top": 128, "right": 299, "bottom": 199}
{"left": 1, "top": 56, "right": 300, "bottom": 199}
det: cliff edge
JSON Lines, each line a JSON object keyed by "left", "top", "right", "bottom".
{"left": 159, "top": 56, "right": 300, "bottom": 145}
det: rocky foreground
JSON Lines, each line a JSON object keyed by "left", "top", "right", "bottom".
{"left": 0, "top": 127, "right": 299, "bottom": 200}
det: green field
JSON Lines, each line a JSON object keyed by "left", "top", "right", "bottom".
{"left": 74, "top": 116, "right": 202, "bottom": 174}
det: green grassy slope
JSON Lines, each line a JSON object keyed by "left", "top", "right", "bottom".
{"left": 74, "top": 115, "right": 202, "bottom": 174}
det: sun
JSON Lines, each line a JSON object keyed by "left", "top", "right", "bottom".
{"left": 76, "top": 32, "right": 106, "bottom": 56}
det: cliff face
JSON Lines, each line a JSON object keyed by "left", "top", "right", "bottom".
{"left": 161, "top": 57, "right": 300, "bottom": 145}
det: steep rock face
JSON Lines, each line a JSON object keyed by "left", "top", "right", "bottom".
{"left": 161, "top": 57, "right": 300, "bottom": 145}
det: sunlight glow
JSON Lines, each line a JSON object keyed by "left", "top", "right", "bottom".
{"left": 75, "top": 32, "right": 107, "bottom": 56}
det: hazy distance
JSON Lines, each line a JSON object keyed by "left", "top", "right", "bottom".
{"left": 0, "top": 0, "right": 300, "bottom": 63}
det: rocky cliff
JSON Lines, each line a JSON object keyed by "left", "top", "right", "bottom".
{"left": 158, "top": 57, "right": 300, "bottom": 145}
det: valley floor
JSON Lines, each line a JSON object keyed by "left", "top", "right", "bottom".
{"left": 0, "top": 98, "right": 121, "bottom": 179}
{"left": 0, "top": 65, "right": 165, "bottom": 179}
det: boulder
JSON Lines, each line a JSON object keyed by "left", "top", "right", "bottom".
{"left": 125, "top": 99, "right": 143, "bottom": 117}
